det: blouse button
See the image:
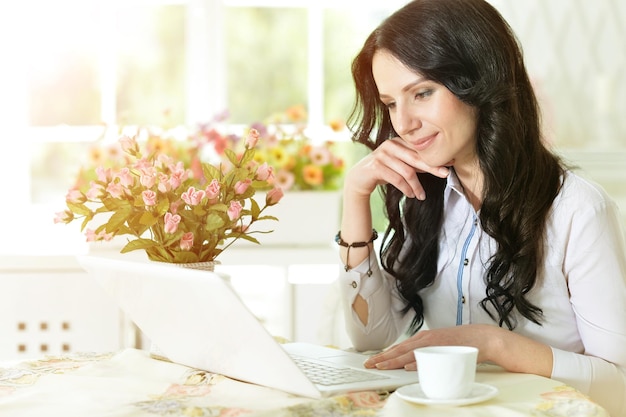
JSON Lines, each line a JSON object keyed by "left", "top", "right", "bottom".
{"left": 351, "top": 281, "right": 358, "bottom": 289}
{"left": 461, "top": 296, "right": 466, "bottom": 304}
{"left": 463, "top": 258, "right": 469, "bottom": 266}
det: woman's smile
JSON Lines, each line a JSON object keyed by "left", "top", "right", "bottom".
{"left": 409, "top": 133, "right": 438, "bottom": 151}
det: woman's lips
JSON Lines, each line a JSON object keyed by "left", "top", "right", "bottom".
{"left": 411, "top": 133, "right": 437, "bottom": 151}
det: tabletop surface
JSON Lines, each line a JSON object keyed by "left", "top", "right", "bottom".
{"left": 0, "top": 348, "right": 609, "bottom": 417}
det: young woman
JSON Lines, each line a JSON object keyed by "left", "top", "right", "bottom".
{"left": 336, "top": 0, "right": 626, "bottom": 414}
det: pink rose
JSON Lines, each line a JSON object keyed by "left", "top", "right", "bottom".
{"left": 66, "top": 188, "right": 85, "bottom": 204}
{"left": 205, "top": 179, "right": 221, "bottom": 200}
{"left": 85, "top": 229, "right": 114, "bottom": 242}
{"left": 266, "top": 187, "right": 284, "bottom": 206}
{"left": 227, "top": 200, "right": 243, "bottom": 221}
{"left": 255, "top": 162, "right": 274, "bottom": 181}
{"left": 96, "top": 167, "right": 112, "bottom": 182}
{"left": 119, "top": 135, "right": 139, "bottom": 155}
{"left": 169, "top": 166, "right": 187, "bottom": 189}
{"left": 135, "top": 158, "right": 153, "bottom": 172}
{"left": 53, "top": 210, "right": 73, "bottom": 224}
{"left": 234, "top": 179, "right": 251, "bottom": 195}
{"left": 142, "top": 190, "right": 157, "bottom": 206}
{"left": 116, "top": 168, "right": 134, "bottom": 188}
{"left": 182, "top": 186, "right": 206, "bottom": 206}
{"left": 245, "top": 128, "right": 260, "bottom": 149}
{"left": 86, "top": 182, "right": 105, "bottom": 200}
{"left": 140, "top": 173, "right": 156, "bottom": 188}
{"left": 158, "top": 173, "right": 172, "bottom": 193}
{"left": 98, "top": 230, "right": 115, "bottom": 241}
{"left": 106, "top": 182, "right": 125, "bottom": 199}
{"left": 164, "top": 212, "right": 181, "bottom": 234}
{"left": 85, "top": 228, "right": 97, "bottom": 242}
{"left": 180, "top": 232, "right": 194, "bottom": 250}
{"left": 157, "top": 154, "right": 174, "bottom": 169}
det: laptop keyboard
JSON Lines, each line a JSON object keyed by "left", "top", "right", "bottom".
{"left": 290, "top": 355, "right": 390, "bottom": 386}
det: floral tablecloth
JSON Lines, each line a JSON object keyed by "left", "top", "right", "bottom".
{"left": 0, "top": 348, "right": 609, "bottom": 417}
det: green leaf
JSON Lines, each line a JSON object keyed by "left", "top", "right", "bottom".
{"left": 239, "top": 148, "right": 255, "bottom": 166}
{"left": 229, "top": 234, "right": 260, "bottom": 244}
{"left": 162, "top": 230, "right": 184, "bottom": 246}
{"left": 156, "top": 198, "right": 170, "bottom": 216}
{"left": 145, "top": 246, "right": 172, "bottom": 261}
{"left": 102, "top": 197, "right": 127, "bottom": 211}
{"left": 250, "top": 198, "right": 261, "bottom": 219}
{"left": 106, "top": 205, "right": 133, "bottom": 232}
{"left": 209, "top": 203, "right": 228, "bottom": 213}
{"left": 224, "top": 148, "right": 239, "bottom": 167}
{"left": 202, "top": 163, "right": 222, "bottom": 181}
{"left": 172, "top": 251, "right": 200, "bottom": 263}
{"left": 120, "top": 238, "right": 158, "bottom": 253}
{"left": 67, "top": 202, "right": 93, "bottom": 217}
{"left": 256, "top": 215, "right": 279, "bottom": 221}
{"left": 80, "top": 216, "right": 91, "bottom": 231}
{"left": 139, "top": 211, "right": 159, "bottom": 228}
{"left": 193, "top": 205, "right": 207, "bottom": 216}
{"left": 205, "top": 213, "right": 226, "bottom": 232}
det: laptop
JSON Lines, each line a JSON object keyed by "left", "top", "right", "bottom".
{"left": 77, "top": 254, "right": 419, "bottom": 398}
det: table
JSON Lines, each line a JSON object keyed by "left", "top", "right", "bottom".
{"left": 0, "top": 348, "right": 609, "bottom": 417}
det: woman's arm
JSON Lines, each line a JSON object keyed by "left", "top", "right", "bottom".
{"left": 338, "top": 138, "right": 450, "bottom": 320}
{"left": 363, "top": 323, "right": 553, "bottom": 377}
{"left": 553, "top": 179, "right": 626, "bottom": 416}
{"left": 338, "top": 138, "right": 449, "bottom": 350}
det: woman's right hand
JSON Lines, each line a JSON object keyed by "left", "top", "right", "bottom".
{"left": 346, "top": 137, "right": 451, "bottom": 200}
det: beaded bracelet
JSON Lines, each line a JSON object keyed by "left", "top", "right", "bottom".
{"left": 334, "top": 229, "right": 378, "bottom": 277}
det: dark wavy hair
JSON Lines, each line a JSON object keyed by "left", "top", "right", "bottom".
{"left": 348, "top": 0, "right": 564, "bottom": 332}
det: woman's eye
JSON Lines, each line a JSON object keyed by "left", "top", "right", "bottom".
{"left": 415, "top": 89, "right": 433, "bottom": 100}
{"left": 384, "top": 102, "right": 396, "bottom": 110}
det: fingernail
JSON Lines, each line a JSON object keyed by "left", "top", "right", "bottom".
{"left": 418, "top": 192, "right": 426, "bottom": 200}
{"left": 375, "top": 362, "right": 388, "bottom": 370}
{"left": 439, "top": 167, "right": 450, "bottom": 176}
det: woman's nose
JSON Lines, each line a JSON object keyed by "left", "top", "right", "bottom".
{"left": 394, "top": 105, "right": 421, "bottom": 136}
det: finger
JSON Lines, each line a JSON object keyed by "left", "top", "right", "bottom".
{"left": 372, "top": 351, "right": 416, "bottom": 370}
{"left": 363, "top": 346, "right": 401, "bottom": 368}
{"left": 363, "top": 341, "right": 416, "bottom": 369}
{"left": 379, "top": 140, "right": 450, "bottom": 197}
{"left": 370, "top": 149, "right": 427, "bottom": 199}
{"left": 404, "top": 361, "right": 417, "bottom": 371}
{"left": 387, "top": 139, "right": 450, "bottom": 177}
{"left": 374, "top": 162, "right": 425, "bottom": 199}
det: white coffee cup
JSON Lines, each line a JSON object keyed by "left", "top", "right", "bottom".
{"left": 413, "top": 346, "right": 478, "bottom": 400}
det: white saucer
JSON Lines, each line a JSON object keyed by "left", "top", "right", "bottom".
{"left": 395, "top": 382, "right": 499, "bottom": 406}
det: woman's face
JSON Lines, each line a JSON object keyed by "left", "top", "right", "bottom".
{"left": 372, "top": 50, "right": 479, "bottom": 170}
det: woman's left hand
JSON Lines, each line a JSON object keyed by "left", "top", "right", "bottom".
{"left": 363, "top": 324, "right": 499, "bottom": 371}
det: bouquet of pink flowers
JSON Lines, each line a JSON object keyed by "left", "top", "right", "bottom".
{"left": 55, "top": 128, "right": 284, "bottom": 264}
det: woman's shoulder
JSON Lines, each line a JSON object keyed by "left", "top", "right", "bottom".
{"left": 554, "top": 170, "right": 616, "bottom": 213}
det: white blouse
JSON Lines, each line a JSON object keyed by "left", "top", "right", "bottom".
{"left": 339, "top": 170, "right": 626, "bottom": 416}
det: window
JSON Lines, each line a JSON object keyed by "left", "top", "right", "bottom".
{"left": 0, "top": 0, "right": 400, "bottom": 255}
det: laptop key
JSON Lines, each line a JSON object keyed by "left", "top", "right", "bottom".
{"left": 290, "top": 355, "right": 390, "bottom": 386}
